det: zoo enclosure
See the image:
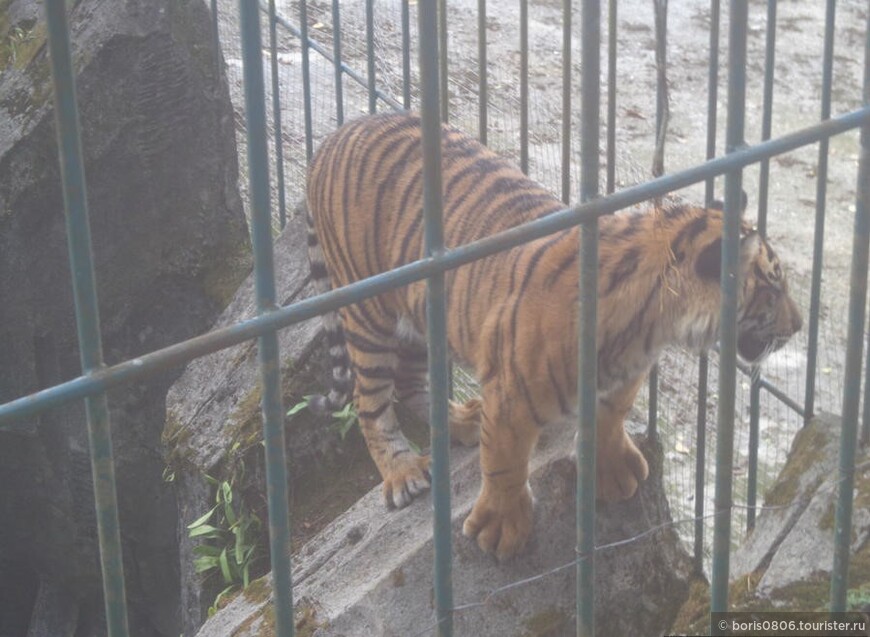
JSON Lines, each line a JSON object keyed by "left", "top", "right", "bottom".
{"left": 0, "top": 1, "right": 868, "bottom": 636}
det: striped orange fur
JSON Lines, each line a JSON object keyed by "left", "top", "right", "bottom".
{"left": 305, "top": 112, "right": 801, "bottom": 560}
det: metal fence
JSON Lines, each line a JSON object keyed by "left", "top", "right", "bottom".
{"left": 0, "top": 0, "right": 869, "bottom": 636}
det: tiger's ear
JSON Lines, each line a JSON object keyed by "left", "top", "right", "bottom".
{"left": 696, "top": 237, "right": 722, "bottom": 281}
{"left": 709, "top": 190, "right": 749, "bottom": 214}
{"left": 696, "top": 231, "right": 761, "bottom": 281}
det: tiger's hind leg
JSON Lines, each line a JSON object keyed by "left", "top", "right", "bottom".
{"left": 342, "top": 312, "right": 431, "bottom": 509}
{"left": 395, "top": 337, "right": 481, "bottom": 447}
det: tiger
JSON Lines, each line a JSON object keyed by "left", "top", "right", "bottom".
{"left": 304, "top": 111, "right": 802, "bottom": 561}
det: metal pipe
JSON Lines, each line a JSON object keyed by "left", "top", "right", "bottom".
{"left": 401, "top": 0, "right": 411, "bottom": 111}
{"left": 332, "top": 0, "right": 345, "bottom": 124}
{"left": 755, "top": 0, "right": 777, "bottom": 236}
{"left": 577, "top": 0, "right": 600, "bottom": 634}
{"left": 831, "top": 4, "right": 870, "bottom": 613}
{"left": 693, "top": 352, "right": 709, "bottom": 575}
{"left": 746, "top": 378, "right": 760, "bottom": 531}
{"left": 703, "top": 0, "right": 720, "bottom": 206}
{"left": 268, "top": 0, "right": 287, "bottom": 226}
{"left": 804, "top": 0, "right": 837, "bottom": 423}
{"left": 438, "top": 0, "right": 449, "bottom": 122}
{"left": 520, "top": 0, "right": 529, "bottom": 174}
{"left": 299, "top": 0, "right": 313, "bottom": 160}
{"left": 696, "top": 0, "right": 718, "bottom": 575}
{"left": 366, "top": 0, "right": 376, "bottom": 114}
{"left": 606, "top": 0, "right": 616, "bottom": 194}
{"left": 746, "top": 0, "right": 776, "bottom": 519}
{"left": 44, "top": 2, "right": 130, "bottom": 634}
{"left": 239, "top": 1, "right": 294, "bottom": 634}
{"left": 710, "top": 0, "right": 748, "bottom": 628}
{"left": 419, "top": 1, "right": 453, "bottom": 634}
{"left": 648, "top": 366, "right": 658, "bottom": 438}
{"left": 478, "top": 0, "right": 487, "bottom": 143}
{"left": 3, "top": 108, "right": 868, "bottom": 427}
{"left": 561, "top": 0, "right": 572, "bottom": 204}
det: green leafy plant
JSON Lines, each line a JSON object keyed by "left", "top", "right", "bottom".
{"left": 188, "top": 466, "right": 262, "bottom": 617}
{"left": 287, "top": 396, "right": 359, "bottom": 440}
{"left": 846, "top": 584, "right": 870, "bottom": 611}
{"left": 0, "top": 24, "right": 36, "bottom": 68}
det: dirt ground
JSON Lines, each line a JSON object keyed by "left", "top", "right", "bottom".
{"left": 213, "top": 0, "right": 868, "bottom": 565}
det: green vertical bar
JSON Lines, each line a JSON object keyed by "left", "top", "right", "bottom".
{"left": 577, "top": 1, "right": 600, "bottom": 636}
{"left": 419, "top": 2, "right": 453, "bottom": 635}
{"left": 755, "top": 0, "right": 777, "bottom": 236}
{"left": 401, "top": 0, "right": 412, "bottom": 110}
{"left": 605, "top": 0, "right": 616, "bottom": 194}
{"left": 332, "top": 0, "right": 345, "bottom": 125}
{"left": 45, "top": 3, "right": 130, "bottom": 635}
{"left": 520, "top": 0, "right": 529, "bottom": 174}
{"left": 749, "top": 0, "right": 774, "bottom": 509}
{"left": 299, "top": 0, "right": 314, "bottom": 160}
{"left": 693, "top": 352, "right": 709, "bottom": 574}
{"left": 804, "top": 0, "right": 837, "bottom": 423}
{"left": 746, "top": 378, "right": 760, "bottom": 531}
{"left": 239, "top": 2, "right": 293, "bottom": 635}
{"left": 862, "top": 331, "right": 870, "bottom": 445}
{"left": 478, "top": 0, "right": 487, "bottom": 144}
{"left": 438, "top": 0, "right": 449, "bottom": 123}
{"left": 710, "top": 1, "right": 747, "bottom": 631}
{"left": 268, "top": 0, "right": 287, "bottom": 227}
{"left": 703, "top": 0, "right": 720, "bottom": 207}
{"left": 831, "top": 6, "right": 870, "bottom": 613}
{"left": 366, "top": 0, "right": 376, "bottom": 114}
{"left": 561, "top": 0, "right": 571, "bottom": 204}
{"left": 648, "top": 0, "right": 668, "bottom": 440}
{"left": 698, "top": 0, "right": 718, "bottom": 570}
{"left": 647, "top": 366, "right": 658, "bottom": 438}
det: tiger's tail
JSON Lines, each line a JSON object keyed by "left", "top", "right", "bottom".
{"left": 306, "top": 204, "right": 354, "bottom": 415}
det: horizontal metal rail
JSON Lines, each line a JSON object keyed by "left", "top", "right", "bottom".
{"left": 1, "top": 106, "right": 867, "bottom": 429}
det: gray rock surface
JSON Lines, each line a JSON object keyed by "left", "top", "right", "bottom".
{"left": 196, "top": 424, "right": 693, "bottom": 637}
{"left": 164, "top": 211, "right": 334, "bottom": 636}
{"left": 0, "top": 1, "right": 249, "bottom": 635}
{"left": 731, "top": 414, "right": 870, "bottom": 597}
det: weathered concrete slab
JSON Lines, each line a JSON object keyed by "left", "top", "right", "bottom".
{"left": 197, "top": 422, "right": 693, "bottom": 637}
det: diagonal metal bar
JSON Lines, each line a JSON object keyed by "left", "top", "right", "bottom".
{"left": 2, "top": 108, "right": 868, "bottom": 428}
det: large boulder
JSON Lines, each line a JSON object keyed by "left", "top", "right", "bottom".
{"left": 673, "top": 414, "right": 870, "bottom": 634}
{"left": 194, "top": 424, "right": 694, "bottom": 637}
{"left": 164, "top": 210, "right": 342, "bottom": 636}
{"left": 0, "top": 1, "right": 250, "bottom": 635}
{"left": 731, "top": 414, "right": 870, "bottom": 601}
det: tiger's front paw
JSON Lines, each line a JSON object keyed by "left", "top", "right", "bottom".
{"left": 462, "top": 483, "right": 533, "bottom": 561}
{"left": 597, "top": 435, "right": 649, "bottom": 501}
{"left": 382, "top": 452, "right": 431, "bottom": 509}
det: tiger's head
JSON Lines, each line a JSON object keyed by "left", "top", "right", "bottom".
{"left": 695, "top": 204, "right": 802, "bottom": 364}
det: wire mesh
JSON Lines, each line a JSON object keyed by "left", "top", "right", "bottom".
{"left": 205, "top": 0, "right": 870, "bottom": 581}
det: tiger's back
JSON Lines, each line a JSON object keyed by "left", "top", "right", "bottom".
{"left": 305, "top": 112, "right": 801, "bottom": 561}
